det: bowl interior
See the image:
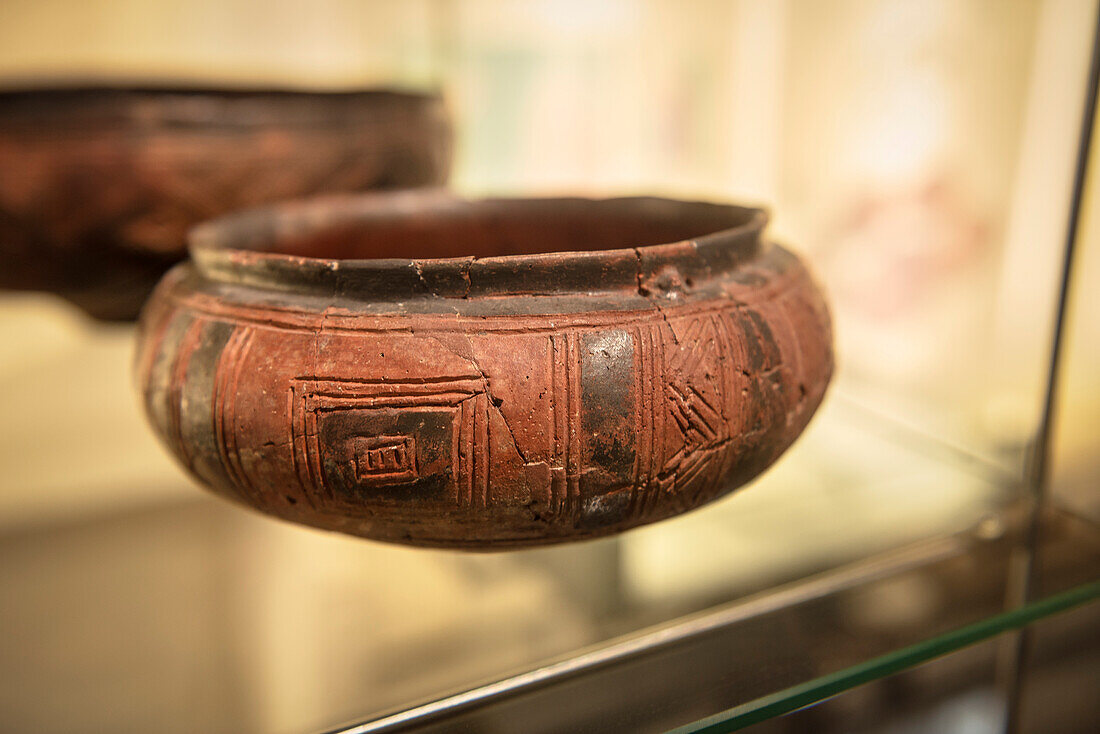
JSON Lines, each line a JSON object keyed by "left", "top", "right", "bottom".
{"left": 202, "top": 195, "right": 760, "bottom": 261}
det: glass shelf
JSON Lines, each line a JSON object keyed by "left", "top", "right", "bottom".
{"left": 672, "top": 581, "right": 1100, "bottom": 734}
{"left": 323, "top": 507, "right": 1098, "bottom": 734}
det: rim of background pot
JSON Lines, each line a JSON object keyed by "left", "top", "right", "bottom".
{"left": 188, "top": 190, "right": 770, "bottom": 300}
{"left": 0, "top": 85, "right": 447, "bottom": 128}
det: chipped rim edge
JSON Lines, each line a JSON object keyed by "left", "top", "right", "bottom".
{"left": 188, "top": 190, "right": 770, "bottom": 300}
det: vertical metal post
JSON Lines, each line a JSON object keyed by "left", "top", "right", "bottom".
{"left": 1002, "top": 4, "right": 1100, "bottom": 732}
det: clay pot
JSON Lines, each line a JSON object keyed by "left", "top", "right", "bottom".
{"left": 135, "top": 191, "right": 833, "bottom": 549}
{"left": 0, "top": 87, "right": 451, "bottom": 320}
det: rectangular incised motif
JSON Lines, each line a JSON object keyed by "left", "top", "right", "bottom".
{"left": 353, "top": 435, "right": 418, "bottom": 483}
{"left": 288, "top": 375, "right": 487, "bottom": 510}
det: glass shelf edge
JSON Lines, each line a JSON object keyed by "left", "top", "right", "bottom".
{"left": 668, "top": 579, "right": 1100, "bottom": 734}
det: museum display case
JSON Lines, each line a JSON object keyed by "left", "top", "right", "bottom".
{"left": 0, "top": 2, "right": 1097, "bottom": 733}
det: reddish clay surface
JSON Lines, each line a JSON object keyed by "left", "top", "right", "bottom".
{"left": 0, "top": 87, "right": 451, "bottom": 319}
{"left": 136, "top": 192, "right": 833, "bottom": 549}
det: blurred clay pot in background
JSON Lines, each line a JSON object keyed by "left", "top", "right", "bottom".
{"left": 0, "top": 87, "right": 451, "bottom": 319}
{"left": 135, "top": 191, "right": 833, "bottom": 549}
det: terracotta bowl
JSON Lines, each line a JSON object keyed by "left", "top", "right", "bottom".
{"left": 136, "top": 191, "right": 833, "bottom": 549}
{"left": 0, "top": 87, "right": 451, "bottom": 319}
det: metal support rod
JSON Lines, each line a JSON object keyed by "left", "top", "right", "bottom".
{"left": 1002, "top": 3, "right": 1100, "bottom": 732}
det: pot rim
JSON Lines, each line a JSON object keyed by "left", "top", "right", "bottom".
{"left": 0, "top": 84, "right": 442, "bottom": 99}
{"left": 0, "top": 86, "right": 445, "bottom": 128}
{"left": 187, "top": 190, "right": 769, "bottom": 300}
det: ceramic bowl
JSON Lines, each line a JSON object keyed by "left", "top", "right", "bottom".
{"left": 136, "top": 190, "right": 833, "bottom": 549}
{"left": 0, "top": 87, "right": 451, "bottom": 319}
